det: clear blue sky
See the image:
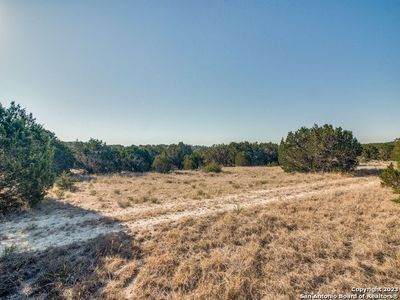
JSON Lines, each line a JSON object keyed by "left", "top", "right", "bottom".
{"left": 0, "top": 1, "right": 399, "bottom": 145}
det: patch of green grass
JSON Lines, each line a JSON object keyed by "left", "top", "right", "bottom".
{"left": 391, "top": 198, "right": 400, "bottom": 204}
{"left": 231, "top": 183, "right": 241, "bottom": 189}
{"left": 55, "top": 263, "right": 73, "bottom": 283}
{"left": 126, "top": 195, "right": 160, "bottom": 204}
{"left": 141, "top": 195, "right": 160, "bottom": 204}
{"left": 202, "top": 161, "right": 222, "bottom": 173}
{"left": 2, "top": 245, "right": 17, "bottom": 257}
{"left": 257, "top": 180, "right": 268, "bottom": 185}
{"left": 197, "top": 190, "right": 206, "bottom": 196}
{"left": 43, "top": 262, "right": 74, "bottom": 284}
{"left": 195, "top": 189, "right": 210, "bottom": 199}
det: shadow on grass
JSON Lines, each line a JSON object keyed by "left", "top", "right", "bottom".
{"left": 0, "top": 197, "right": 143, "bottom": 299}
{"left": 0, "top": 231, "right": 142, "bottom": 299}
{"left": 353, "top": 168, "right": 383, "bottom": 177}
{"left": 0, "top": 198, "right": 128, "bottom": 253}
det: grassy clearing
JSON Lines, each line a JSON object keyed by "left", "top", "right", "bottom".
{"left": 56, "top": 166, "right": 350, "bottom": 213}
{"left": 130, "top": 187, "right": 399, "bottom": 299}
{"left": 1, "top": 170, "right": 399, "bottom": 299}
{"left": 1, "top": 163, "right": 398, "bottom": 299}
{"left": 0, "top": 233, "right": 142, "bottom": 299}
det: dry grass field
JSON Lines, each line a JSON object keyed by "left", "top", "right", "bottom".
{"left": 1, "top": 163, "right": 399, "bottom": 299}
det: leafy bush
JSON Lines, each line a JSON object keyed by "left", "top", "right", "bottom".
{"left": 183, "top": 156, "right": 196, "bottom": 170}
{"left": 361, "top": 144, "right": 380, "bottom": 161}
{"left": 201, "top": 142, "right": 278, "bottom": 167}
{"left": 202, "top": 144, "right": 233, "bottom": 166}
{"left": 51, "top": 138, "right": 75, "bottom": 175}
{"left": 115, "top": 145, "right": 152, "bottom": 172}
{"left": 392, "top": 140, "right": 400, "bottom": 162}
{"left": 150, "top": 143, "right": 192, "bottom": 172}
{"left": 73, "top": 139, "right": 117, "bottom": 174}
{"left": 278, "top": 124, "right": 362, "bottom": 173}
{"left": 234, "top": 151, "right": 251, "bottom": 166}
{"left": 202, "top": 161, "right": 222, "bottom": 173}
{"left": 360, "top": 142, "right": 396, "bottom": 161}
{"left": 183, "top": 152, "right": 203, "bottom": 170}
{"left": 380, "top": 163, "right": 400, "bottom": 194}
{"left": 0, "top": 102, "right": 55, "bottom": 213}
{"left": 55, "top": 171, "right": 78, "bottom": 191}
{"left": 152, "top": 154, "right": 172, "bottom": 173}
{"left": 258, "top": 143, "right": 279, "bottom": 165}
{"left": 165, "top": 142, "right": 193, "bottom": 169}
{"left": 379, "top": 141, "right": 400, "bottom": 196}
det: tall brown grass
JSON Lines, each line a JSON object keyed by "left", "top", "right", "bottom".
{"left": 131, "top": 186, "right": 399, "bottom": 299}
{"left": 2, "top": 178, "right": 399, "bottom": 299}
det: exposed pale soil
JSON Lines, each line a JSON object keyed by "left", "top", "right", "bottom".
{"left": 0, "top": 165, "right": 382, "bottom": 253}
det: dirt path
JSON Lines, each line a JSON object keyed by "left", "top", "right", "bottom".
{"left": 108, "top": 177, "right": 372, "bottom": 221}
{"left": 122, "top": 179, "right": 376, "bottom": 231}
{"left": 0, "top": 176, "right": 377, "bottom": 253}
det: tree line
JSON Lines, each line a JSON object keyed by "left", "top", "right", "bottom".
{"left": 379, "top": 140, "right": 400, "bottom": 197}
{"left": 1, "top": 101, "right": 398, "bottom": 213}
{"left": 63, "top": 136, "right": 396, "bottom": 175}
{"left": 66, "top": 140, "right": 279, "bottom": 174}
{"left": 360, "top": 141, "right": 397, "bottom": 161}
{"left": 0, "top": 102, "right": 278, "bottom": 212}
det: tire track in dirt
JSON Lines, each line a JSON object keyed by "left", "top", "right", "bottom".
{"left": 122, "top": 180, "right": 377, "bottom": 231}
{"left": 0, "top": 177, "right": 377, "bottom": 253}
{"left": 109, "top": 177, "right": 372, "bottom": 221}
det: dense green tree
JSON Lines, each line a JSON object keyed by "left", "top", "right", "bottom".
{"left": 279, "top": 124, "right": 362, "bottom": 172}
{"left": 73, "top": 139, "right": 117, "bottom": 173}
{"left": 253, "top": 143, "right": 279, "bottom": 165}
{"left": 202, "top": 144, "right": 235, "bottom": 166}
{"left": 152, "top": 153, "right": 172, "bottom": 173}
{"left": 380, "top": 139, "right": 400, "bottom": 196}
{"left": 0, "top": 102, "right": 55, "bottom": 212}
{"left": 360, "top": 141, "right": 399, "bottom": 161}
{"left": 380, "top": 143, "right": 395, "bottom": 160}
{"left": 392, "top": 139, "right": 400, "bottom": 162}
{"left": 202, "top": 161, "right": 222, "bottom": 173}
{"left": 114, "top": 145, "right": 152, "bottom": 172}
{"left": 51, "top": 138, "right": 75, "bottom": 175}
{"left": 361, "top": 144, "right": 380, "bottom": 161}
{"left": 165, "top": 142, "right": 193, "bottom": 169}
{"left": 380, "top": 163, "right": 400, "bottom": 194}
{"left": 141, "top": 144, "right": 168, "bottom": 161}
{"left": 235, "top": 151, "right": 251, "bottom": 166}
{"left": 200, "top": 142, "right": 278, "bottom": 167}
{"left": 183, "top": 152, "right": 203, "bottom": 170}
